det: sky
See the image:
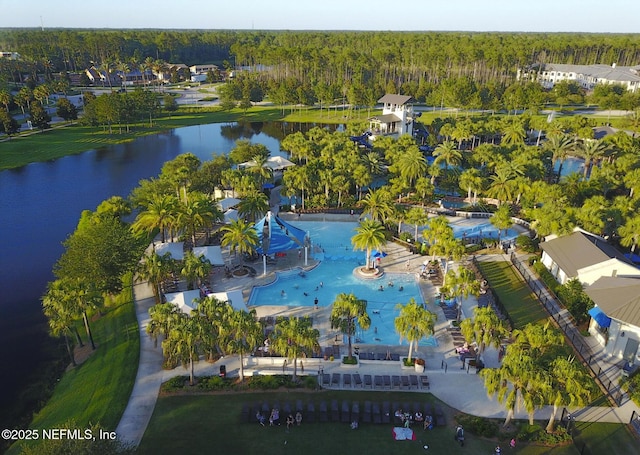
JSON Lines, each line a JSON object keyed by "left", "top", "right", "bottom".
{"left": 2, "top": 0, "right": 639, "bottom": 33}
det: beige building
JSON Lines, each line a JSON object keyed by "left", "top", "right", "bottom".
{"left": 518, "top": 63, "right": 640, "bottom": 93}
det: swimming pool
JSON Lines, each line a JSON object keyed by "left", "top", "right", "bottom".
{"left": 247, "top": 220, "right": 437, "bottom": 346}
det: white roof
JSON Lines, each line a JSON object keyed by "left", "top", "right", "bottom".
{"left": 192, "top": 246, "right": 224, "bottom": 266}
{"left": 239, "top": 156, "right": 295, "bottom": 171}
{"left": 207, "top": 289, "right": 246, "bottom": 311}
{"left": 164, "top": 290, "right": 201, "bottom": 315}
{"left": 217, "top": 197, "right": 241, "bottom": 211}
{"left": 224, "top": 208, "right": 239, "bottom": 223}
{"left": 155, "top": 242, "right": 184, "bottom": 260}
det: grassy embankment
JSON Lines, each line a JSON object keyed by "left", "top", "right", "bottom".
{"left": 0, "top": 105, "right": 376, "bottom": 171}
{"left": 7, "top": 275, "right": 140, "bottom": 455}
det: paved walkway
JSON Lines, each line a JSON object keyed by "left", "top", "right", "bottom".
{"left": 115, "top": 215, "right": 638, "bottom": 447}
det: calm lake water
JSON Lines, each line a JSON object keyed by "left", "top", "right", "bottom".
{"left": 0, "top": 121, "right": 311, "bottom": 416}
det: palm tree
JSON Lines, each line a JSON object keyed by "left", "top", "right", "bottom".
{"left": 414, "top": 177, "right": 434, "bottom": 206}
{"left": 177, "top": 192, "right": 219, "bottom": 246}
{"left": 512, "top": 322, "right": 564, "bottom": 357}
{"left": 138, "top": 252, "right": 175, "bottom": 304}
{"left": 501, "top": 120, "right": 526, "bottom": 147}
{"left": 133, "top": 193, "right": 179, "bottom": 244}
{"left": 237, "top": 191, "right": 269, "bottom": 222}
{"left": 545, "top": 356, "right": 594, "bottom": 432}
{"left": 196, "top": 295, "right": 233, "bottom": 361}
{"left": 480, "top": 343, "right": 538, "bottom": 428}
{"left": 577, "top": 138, "right": 609, "bottom": 179}
{"left": 490, "top": 204, "right": 513, "bottom": 244}
{"left": 147, "top": 301, "right": 183, "bottom": 349}
{"left": 433, "top": 140, "right": 462, "bottom": 171}
{"left": 441, "top": 268, "right": 481, "bottom": 307}
{"left": 623, "top": 168, "right": 640, "bottom": 198}
{"left": 54, "top": 278, "right": 102, "bottom": 350}
{"left": 406, "top": 207, "right": 429, "bottom": 241}
{"left": 619, "top": 214, "right": 640, "bottom": 253}
{"left": 222, "top": 309, "right": 262, "bottom": 380}
{"left": 543, "top": 134, "right": 575, "bottom": 182}
{"left": 42, "top": 285, "right": 81, "bottom": 366}
{"left": 270, "top": 317, "right": 320, "bottom": 380}
{"left": 397, "top": 146, "right": 428, "bottom": 187}
{"left": 459, "top": 168, "right": 483, "bottom": 204}
{"left": 180, "top": 251, "right": 212, "bottom": 290}
{"left": 394, "top": 298, "right": 436, "bottom": 363}
{"left": 360, "top": 188, "right": 394, "bottom": 223}
{"left": 351, "top": 219, "right": 387, "bottom": 271}
{"left": 162, "top": 313, "right": 203, "bottom": 386}
{"left": 460, "top": 307, "right": 509, "bottom": 354}
{"left": 330, "top": 293, "right": 370, "bottom": 361}
{"left": 487, "top": 168, "right": 516, "bottom": 205}
{"left": 220, "top": 219, "right": 259, "bottom": 259}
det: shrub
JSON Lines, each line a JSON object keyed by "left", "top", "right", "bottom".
{"left": 399, "top": 232, "right": 413, "bottom": 243}
{"left": 161, "top": 376, "right": 188, "bottom": 392}
{"left": 557, "top": 278, "right": 594, "bottom": 323}
{"left": 533, "top": 260, "right": 561, "bottom": 295}
{"left": 517, "top": 423, "right": 571, "bottom": 445}
{"left": 302, "top": 375, "right": 319, "bottom": 389}
{"left": 516, "top": 235, "right": 538, "bottom": 253}
{"left": 197, "top": 375, "right": 229, "bottom": 391}
{"left": 402, "top": 358, "right": 416, "bottom": 367}
{"left": 342, "top": 356, "right": 358, "bottom": 365}
{"left": 454, "top": 414, "right": 498, "bottom": 438}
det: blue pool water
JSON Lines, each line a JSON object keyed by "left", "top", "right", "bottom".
{"left": 247, "top": 220, "right": 437, "bottom": 346}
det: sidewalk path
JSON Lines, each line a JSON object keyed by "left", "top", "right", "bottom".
{"left": 115, "top": 281, "right": 164, "bottom": 446}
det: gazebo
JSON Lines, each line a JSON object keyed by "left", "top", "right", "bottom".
{"left": 253, "top": 211, "right": 308, "bottom": 275}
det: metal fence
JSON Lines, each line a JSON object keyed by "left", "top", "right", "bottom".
{"left": 509, "top": 253, "right": 623, "bottom": 406}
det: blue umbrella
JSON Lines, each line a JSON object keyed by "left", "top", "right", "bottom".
{"left": 371, "top": 250, "right": 388, "bottom": 258}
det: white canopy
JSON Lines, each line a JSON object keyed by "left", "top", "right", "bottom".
{"left": 224, "top": 208, "right": 239, "bottom": 223}
{"left": 155, "top": 242, "right": 184, "bottom": 260}
{"left": 207, "top": 289, "right": 246, "bottom": 311}
{"left": 164, "top": 290, "right": 201, "bottom": 315}
{"left": 239, "top": 156, "right": 296, "bottom": 171}
{"left": 217, "top": 197, "right": 241, "bottom": 211}
{"left": 192, "top": 246, "right": 224, "bottom": 266}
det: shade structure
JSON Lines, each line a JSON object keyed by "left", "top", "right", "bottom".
{"left": 588, "top": 306, "right": 612, "bottom": 328}
{"left": 206, "top": 289, "right": 246, "bottom": 311}
{"left": 164, "top": 290, "right": 201, "bottom": 314}
{"left": 253, "top": 211, "right": 307, "bottom": 255}
{"left": 223, "top": 208, "right": 239, "bottom": 223}
{"left": 371, "top": 250, "right": 387, "bottom": 258}
{"left": 239, "top": 156, "right": 295, "bottom": 171}
{"left": 192, "top": 246, "right": 224, "bottom": 266}
{"left": 217, "top": 197, "right": 241, "bottom": 211}
{"left": 155, "top": 242, "right": 184, "bottom": 260}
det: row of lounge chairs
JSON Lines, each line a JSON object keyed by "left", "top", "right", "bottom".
{"left": 357, "top": 352, "right": 400, "bottom": 361}
{"left": 241, "top": 399, "right": 446, "bottom": 427}
{"left": 321, "top": 373, "right": 429, "bottom": 390}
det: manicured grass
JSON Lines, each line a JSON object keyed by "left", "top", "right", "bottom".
{"left": 572, "top": 420, "right": 639, "bottom": 455}
{"left": 7, "top": 279, "right": 139, "bottom": 454}
{"left": 476, "top": 260, "right": 549, "bottom": 329}
{"left": 138, "top": 390, "right": 578, "bottom": 455}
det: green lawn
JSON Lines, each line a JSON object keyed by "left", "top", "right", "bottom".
{"left": 138, "top": 390, "right": 579, "bottom": 455}
{"left": 476, "top": 260, "right": 549, "bottom": 329}
{"left": 572, "top": 420, "right": 639, "bottom": 455}
{"left": 7, "top": 280, "right": 139, "bottom": 454}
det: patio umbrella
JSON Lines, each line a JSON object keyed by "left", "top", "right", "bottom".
{"left": 371, "top": 250, "right": 387, "bottom": 258}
